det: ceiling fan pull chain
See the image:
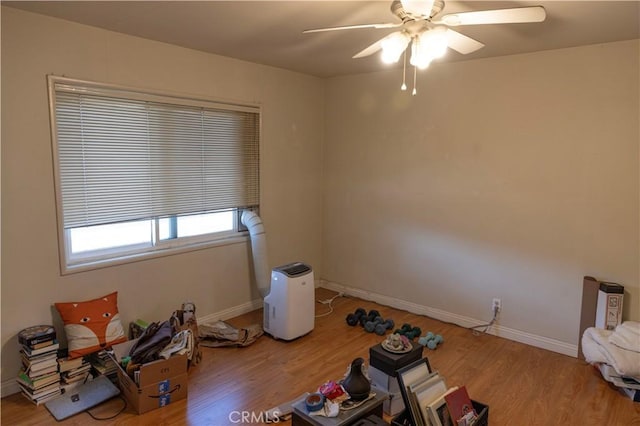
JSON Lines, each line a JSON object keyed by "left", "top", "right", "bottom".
{"left": 401, "top": 50, "right": 407, "bottom": 91}
{"left": 412, "top": 66, "right": 417, "bottom": 95}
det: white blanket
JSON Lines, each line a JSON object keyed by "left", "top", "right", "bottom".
{"left": 582, "top": 326, "right": 640, "bottom": 379}
{"left": 609, "top": 321, "right": 640, "bottom": 353}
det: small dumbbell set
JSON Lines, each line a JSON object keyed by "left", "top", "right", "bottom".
{"left": 418, "top": 331, "right": 444, "bottom": 350}
{"left": 345, "top": 308, "right": 395, "bottom": 336}
{"left": 346, "top": 308, "right": 444, "bottom": 350}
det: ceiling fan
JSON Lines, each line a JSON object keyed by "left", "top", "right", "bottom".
{"left": 304, "top": 0, "right": 546, "bottom": 94}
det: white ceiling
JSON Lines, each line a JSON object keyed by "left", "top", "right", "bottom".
{"left": 4, "top": 1, "right": 639, "bottom": 77}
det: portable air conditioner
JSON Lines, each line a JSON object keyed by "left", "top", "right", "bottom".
{"left": 263, "top": 262, "right": 315, "bottom": 340}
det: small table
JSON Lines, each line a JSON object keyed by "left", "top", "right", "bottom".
{"left": 291, "top": 391, "right": 388, "bottom": 426}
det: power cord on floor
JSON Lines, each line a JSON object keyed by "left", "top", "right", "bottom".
{"left": 469, "top": 305, "right": 499, "bottom": 336}
{"left": 315, "top": 292, "right": 344, "bottom": 318}
{"left": 85, "top": 394, "right": 127, "bottom": 420}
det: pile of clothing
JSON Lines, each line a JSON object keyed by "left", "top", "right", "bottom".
{"left": 582, "top": 321, "right": 640, "bottom": 400}
{"left": 124, "top": 305, "right": 202, "bottom": 378}
{"left": 124, "top": 321, "right": 194, "bottom": 376}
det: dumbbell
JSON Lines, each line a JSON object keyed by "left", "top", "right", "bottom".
{"left": 364, "top": 316, "right": 383, "bottom": 333}
{"left": 408, "top": 327, "right": 422, "bottom": 340}
{"left": 394, "top": 323, "right": 413, "bottom": 336}
{"left": 404, "top": 326, "right": 422, "bottom": 341}
{"left": 346, "top": 308, "right": 367, "bottom": 327}
{"left": 394, "top": 324, "right": 421, "bottom": 340}
{"left": 418, "top": 332, "right": 444, "bottom": 350}
{"left": 427, "top": 335, "right": 443, "bottom": 350}
{"left": 374, "top": 319, "right": 395, "bottom": 336}
{"left": 360, "top": 309, "right": 381, "bottom": 327}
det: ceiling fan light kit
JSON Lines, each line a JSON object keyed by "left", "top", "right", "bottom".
{"left": 408, "top": 28, "right": 448, "bottom": 69}
{"left": 381, "top": 32, "right": 411, "bottom": 64}
{"left": 304, "top": 0, "right": 547, "bottom": 95}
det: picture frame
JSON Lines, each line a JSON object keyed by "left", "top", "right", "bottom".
{"left": 396, "top": 358, "right": 433, "bottom": 426}
{"left": 408, "top": 371, "right": 442, "bottom": 426}
{"left": 413, "top": 376, "right": 448, "bottom": 424}
{"left": 426, "top": 386, "right": 458, "bottom": 426}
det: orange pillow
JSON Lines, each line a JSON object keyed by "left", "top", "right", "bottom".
{"left": 55, "top": 292, "right": 127, "bottom": 358}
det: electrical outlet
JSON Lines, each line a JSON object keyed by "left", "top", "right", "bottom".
{"left": 492, "top": 298, "right": 502, "bottom": 314}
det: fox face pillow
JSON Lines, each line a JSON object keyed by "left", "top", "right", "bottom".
{"left": 55, "top": 292, "right": 127, "bottom": 358}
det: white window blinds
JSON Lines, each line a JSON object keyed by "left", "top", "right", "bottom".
{"left": 51, "top": 79, "right": 260, "bottom": 229}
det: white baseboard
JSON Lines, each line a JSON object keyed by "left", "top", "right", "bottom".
{"left": 196, "top": 299, "right": 264, "bottom": 326}
{"left": 1, "top": 299, "right": 265, "bottom": 398}
{"left": 321, "top": 280, "right": 578, "bottom": 358}
{"left": 1, "top": 378, "right": 20, "bottom": 398}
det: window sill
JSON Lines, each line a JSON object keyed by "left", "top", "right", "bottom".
{"left": 61, "top": 233, "right": 249, "bottom": 275}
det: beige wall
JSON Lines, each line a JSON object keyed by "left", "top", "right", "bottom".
{"left": 323, "top": 40, "right": 639, "bottom": 347}
{"left": 1, "top": 7, "right": 324, "bottom": 391}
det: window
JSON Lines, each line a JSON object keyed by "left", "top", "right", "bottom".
{"left": 48, "top": 76, "right": 260, "bottom": 273}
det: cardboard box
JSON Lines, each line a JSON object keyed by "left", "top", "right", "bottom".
{"left": 371, "top": 384, "right": 404, "bottom": 416}
{"left": 369, "top": 366, "right": 401, "bottom": 394}
{"left": 111, "top": 339, "right": 188, "bottom": 414}
{"left": 383, "top": 391, "right": 405, "bottom": 417}
{"left": 370, "top": 366, "right": 404, "bottom": 416}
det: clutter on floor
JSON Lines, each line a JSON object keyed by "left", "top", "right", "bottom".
{"left": 16, "top": 325, "right": 62, "bottom": 405}
{"left": 44, "top": 375, "right": 120, "bottom": 421}
{"left": 291, "top": 377, "right": 387, "bottom": 424}
{"left": 276, "top": 337, "right": 488, "bottom": 426}
{"left": 346, "top": 308, "right": 396, "bottom": 336}
{"left": 199, "top": 320, "right": 263, "bottom": 347}
{"left": 111, "top": 330, "right": 189, "bottom": 414}
{"left": 344, "top": 306, "right": 447, "bottom": 352}
{"left": 582, "top": 321, "right": 640, "bottom": 401}
{"left": 109, "top": 302, "right": 201, "bottom": 413}
{"left": 17, "top": 297, "right": 203, "bottom": 419}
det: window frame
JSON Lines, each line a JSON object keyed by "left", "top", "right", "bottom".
{"left": 47, "top": 76, "right": 261, "bottom": 274}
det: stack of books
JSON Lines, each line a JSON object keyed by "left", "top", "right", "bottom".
{"left": 87, "top": 350, "right": 118, "bottom": 383}
{"left": 58, "top": 351, "right": 92, "bottom": 394}
{"left": 16, "top": 325, "right": 61, "bottom": 405}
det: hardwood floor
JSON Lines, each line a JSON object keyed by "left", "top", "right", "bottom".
{"left": 2, "top": 288, "right": 639, "bottom": 425}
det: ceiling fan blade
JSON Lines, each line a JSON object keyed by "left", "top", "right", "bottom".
{"left": 435, "top": 6, "right": 546, "bottom": 26}
{"left": 445, "top": 29, "right": 485, "bottom": 54}
{"left": 352, "top": 33, "right": 394, "bottom": 59}
{"left": 303, "top": 23, "right": 401, "bottom": 34}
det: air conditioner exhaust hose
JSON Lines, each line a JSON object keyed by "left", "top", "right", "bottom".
{"left": 241, "top": 210, "right": 271, "bottom": 297}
